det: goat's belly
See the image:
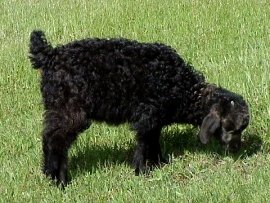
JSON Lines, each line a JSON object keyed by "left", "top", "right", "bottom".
{"left": 90, "top": 101, "right": 131, "bottom": 124}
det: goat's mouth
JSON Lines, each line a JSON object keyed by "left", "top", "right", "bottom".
{"left": 225, "top": 140, "right": 241, "bottom": 153}
{"left": 220, "top": 131, "right": 242, "bottom": 153}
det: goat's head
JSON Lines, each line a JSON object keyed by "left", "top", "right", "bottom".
{"left": 199, "top": 88, "right": 249, "bottom": 152}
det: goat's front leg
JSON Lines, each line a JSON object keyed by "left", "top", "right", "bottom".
{"left": 133, "top": 127, "right": 166, "bottom": 175}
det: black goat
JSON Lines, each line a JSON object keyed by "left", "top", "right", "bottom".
{"left": 29, "top": 30, "right": 249, "bottom": 186}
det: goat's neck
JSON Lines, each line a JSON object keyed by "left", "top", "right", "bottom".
{"left": 182, "top": 83, "right": 218, "bottom": 126}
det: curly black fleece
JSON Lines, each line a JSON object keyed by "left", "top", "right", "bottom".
{"left": 29, "top": 30, "right": 249, "bottom": 186}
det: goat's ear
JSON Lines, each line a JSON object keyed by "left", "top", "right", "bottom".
{"left": 199, "top": 112, "right": 221, "bottom": 144}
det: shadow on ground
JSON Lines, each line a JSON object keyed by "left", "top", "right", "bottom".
{"left": 69, "top": 125, "right": 263, "bottom": 180}
{"left": 161, "top": 125, "right": 263, "bottom": 159}
{"left": 69, "top": 142, "right": 134, "bottom": 178}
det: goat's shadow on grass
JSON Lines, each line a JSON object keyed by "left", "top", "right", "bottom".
{"left": 162, "top": 125, "right": 263, "bottom": 160}
{"left": 69, "top": 142, "right": 134, "bottom": 179}
{"left": 69, "top": 125, "right": 263, "bottom": 180}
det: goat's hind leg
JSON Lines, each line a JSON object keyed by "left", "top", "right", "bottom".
{"left": 42, "top": 108, "right": 90, "bottom": 187}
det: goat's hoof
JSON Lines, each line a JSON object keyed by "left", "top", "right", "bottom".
{"left": 44, "top": 169, "right": 68, "bottom": 189}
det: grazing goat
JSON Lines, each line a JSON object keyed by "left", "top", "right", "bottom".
{"left": 29, "top": 30, "right": 249, "bottom": 186}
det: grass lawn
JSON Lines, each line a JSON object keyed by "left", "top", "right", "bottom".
{"left": 0, "top": 0, "right": 269, "bottom": 202}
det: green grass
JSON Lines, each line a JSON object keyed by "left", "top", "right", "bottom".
{"left": 0, "top": 0, "right": 269, "bottom": 202}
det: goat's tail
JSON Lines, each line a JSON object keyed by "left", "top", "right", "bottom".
{"left": 29, "top": 30, "right": 53, "bottom": 69}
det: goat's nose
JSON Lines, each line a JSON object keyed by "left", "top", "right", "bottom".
{"left": 229, "top": 141, "right": 241, "bottom": 153}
